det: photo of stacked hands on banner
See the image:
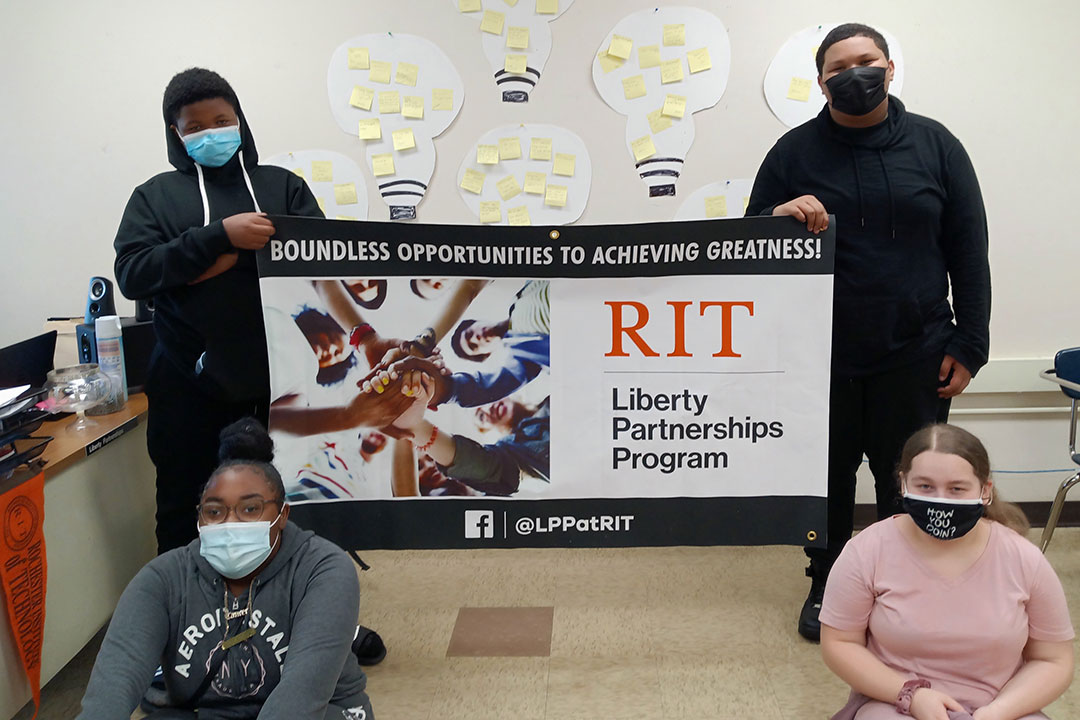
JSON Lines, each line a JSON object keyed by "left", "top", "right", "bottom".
{"left": 261, "top": 277, "right": 549, "bottom": 502}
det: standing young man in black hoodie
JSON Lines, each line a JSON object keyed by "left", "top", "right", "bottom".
{"left": 114, "top": 68, "right": 324, "bottom": 553}
{"left": 746, "top": 24, "right": 990, "bottom": 641}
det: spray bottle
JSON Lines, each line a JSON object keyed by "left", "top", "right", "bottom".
{"left": 89, "top": 315, "right": 128, "bottom": 414}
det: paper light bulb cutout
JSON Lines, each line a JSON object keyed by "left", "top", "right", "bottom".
{"left": 456, "top": 123, "right": 591, "bottom": 226}
{"left": 592, "top": 7, "right": 730, "bottom": 197}
{"left": 327, "top": 33, "right": 465, "bottom": 220}
{"left": 453, "top": 0, "right": 575, "bottom": 103}
{"left": 265, "top": 150, "right": 369, "bottom": 221}
{"left": 764, "top": 23, "right": 904, "bottom": 129}
{"left": 674, "top": 179, "right": 754, "bottom": 222}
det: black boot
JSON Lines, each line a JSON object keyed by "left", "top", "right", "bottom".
{"left": 352, "top": 624, "right": 387, "bottom": 666}
{"left": 798, "top": 563, "right": 828, "bottom": 642}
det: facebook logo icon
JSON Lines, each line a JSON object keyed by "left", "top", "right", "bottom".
{"left": 464, "top": 510, "right": 495, "bottom": 539}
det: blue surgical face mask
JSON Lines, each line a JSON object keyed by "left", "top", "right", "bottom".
{"left": 179, "top": 125, "right": 242, "bottom": 167}
{"left": 199, "top": 510, "right": 283, "bottom": 579}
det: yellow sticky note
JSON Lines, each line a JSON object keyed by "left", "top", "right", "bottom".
{"left": 505, "top": 54, "right": 527, "bottom": 74}
{"left": 660, "top": 58, "right": 684, "bottom": 84}
{"left": 508, "top": 205, "right": 531, "bottom": 226}
{"left": 334, "top": 182, "right": 359, "bottom": 205}
{"left": 608, "top": 34, "right": 633, "bottom": 60}
{"left": 743, "top": 196, "right": 750, "bottom": 213}
{"left": 479, "top": 201, "right": 501, "bottom": 223}
{"left": 811, "top": 45, "right": 819, "bottom": 60}
{"left": 507, "top": 26, "right": 529, "bottom": 49}
{"left": 372, "top": 154, "right": 395, "bottom": 177}
{"left": 530, "top": 137, "right": 552, "bottom": 161}
{"left": 504, "top": 0, "right": 518, "bottom": 5}
{"left": 336, "top": 215, "right": 358, "bottom": 221}
{"left": 631, "top": 135, "right": 656, "bottom": 162}
{"left": 349, "top": 85, "right": 374, "bottom": 110}
{"left": 536, "top": 0, "right": 557, "bottom": 14}
{"left": 348, "top": 47, "right": 370, "bottom": 70}
{"left": 480, "top": 9, "right": 505, "bottom": 35}
{"left": 395, "top": 62, "right": 419, "bottom": 87}
{"left": 638, "top": 44, "right": 661, "bottom": 69}
{"left": 553, "top": 152, "right": 575, "bottom": 177}
{"left": 392, "top": 127, "right": 416, "bottom": 151}
{"left": 459, "top": 0, "right": 481, "bottom": 11}
{"left": 496, "top": 174, "right": 522, "bottom": 201}
{"left": 291, "top": 167, "right": 305, "bottom": 179}
{"left": 461, "top": 168, "right": 485, "bottom": 194}
{"left": 311, "top": 161, "right": 333, "bottom": 182}
{"left": 663, "top": 24, "right": 685, "bottom": 47}
{"left": 402, "top": 95, "right": 424, "bottom": 119}
{"left": 317, "top": 197, "right": 326, "bottom": 213}
{"left": 545, "top": 184, "right": 567, "bottom": 207}
{"left": 369, "top": 60, "right": 391, "bottom": 84}
{"left": 498, "top": 137, "right": 522, "bottom": 160}
{"left": 597, "top": 50, "right": 625, "bottom": 74}
{"left": 787, "top": 77, "right": 812, "bottom": 102}
{"left": 523, "top": 171, "right": 546, "bottom": 194}
{"left": 432, "top": 88, "right": 454, "bottom": 111}
{"left": 687, "top": 47, "right": 711, "bottom": 74}
{"left": 357, "top": 118, "right": 382, "bottom": 140}
{"left": 378, "top": 91, "right": 400, "bottom": 114}
{"left": 705, "top": 195, "right": 728, "bottom": 218}
{"left": 662, "top": 94, "right": 686, "bottom": 118}
{"left": 622, "top": 74, "right": 647, "bottom": 100}
{"left": 647, "top": 108, "right": 672, "bottom": 134}
{"left": 477, "top": 144, "right": 500, "bottom": 164}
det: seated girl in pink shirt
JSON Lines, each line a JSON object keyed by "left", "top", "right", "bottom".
{"left": 820, "top": 424, "right": 1074, "bottom": 720}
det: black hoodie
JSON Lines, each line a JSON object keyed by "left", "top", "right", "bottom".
{"left": 746, "top": 98, "right": 990, "bottom": 378}
{"left": 113, "top": 99, "right": 322, "bottom": 401}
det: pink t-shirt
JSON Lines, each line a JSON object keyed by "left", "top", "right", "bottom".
{"left": 820, "top": 517, "right": 1074, "bottom": 709}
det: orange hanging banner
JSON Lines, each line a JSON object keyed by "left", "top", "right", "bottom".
{"left": 0, "top": 471, "right": 47, "bottom": 719}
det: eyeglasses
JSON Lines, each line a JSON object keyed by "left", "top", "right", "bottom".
{"left": 198, "top": 497, "right": 280, "bottom": 525}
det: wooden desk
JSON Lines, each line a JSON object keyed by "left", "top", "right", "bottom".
{"left": 0, "top": 395, "right": 156, "bottom": 719}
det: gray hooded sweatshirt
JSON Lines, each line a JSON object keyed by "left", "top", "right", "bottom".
{"left": 76, "top": 521, "right": 368, "bottom": 719}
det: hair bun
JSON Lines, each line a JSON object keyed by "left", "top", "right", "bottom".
{"left": 218, "top": 417, "right": 274, "bottom": 464}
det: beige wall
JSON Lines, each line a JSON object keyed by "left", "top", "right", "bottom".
{"left": 0, "top": 0, "right": 1076, "bottom": 499}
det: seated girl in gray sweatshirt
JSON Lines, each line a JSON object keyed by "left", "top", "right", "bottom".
{"left": 77, "top": 418, "right": 374, "bottom": 719}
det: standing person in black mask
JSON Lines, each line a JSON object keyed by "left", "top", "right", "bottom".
{"left": 114, "top": 68, "right": 324, "bottom": 553}
{"left": 746, "top": 23, "right": 990, "bottom": 642}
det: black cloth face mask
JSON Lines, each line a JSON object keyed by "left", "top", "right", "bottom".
{"left": 824, "top": 65, "right": 888, "bottom": 116}
{"left": 902, "top": 493, "right": 985, "bottom": 540}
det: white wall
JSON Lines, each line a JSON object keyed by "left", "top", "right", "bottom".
{"left": 1, "top": 0, "right": 1077, "bottom": 499}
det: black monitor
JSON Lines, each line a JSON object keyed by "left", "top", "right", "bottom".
{"left": 0, "top": 331, "right": 57, "bottom": 390}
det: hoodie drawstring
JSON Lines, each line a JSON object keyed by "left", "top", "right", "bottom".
{"left": 193, "top": 149, "right": 262, "bottom": 228}
{"left": 849, "top": 147, "right": 897, "bottom": 239}
{"left": 878, "top": 150, "right": 896, "bottom": 240}
{"left": 850, "top": 147, "right": 865, "bottom": 228}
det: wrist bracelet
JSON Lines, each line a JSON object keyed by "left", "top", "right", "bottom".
{"left": 349, "top": 323, "right": 376, "bottom": 349}
{"left": 895, "top": 678, "right": 930, "bottom": 715}
{"left": 416, "top": 425, "right": 439, "bottom": 452}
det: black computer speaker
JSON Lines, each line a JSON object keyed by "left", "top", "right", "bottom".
{"left": 135, "top": 298, "right": 156, "bottom": 323}
{"left": 85, "top": 276, "right": 117, "bottom": 324}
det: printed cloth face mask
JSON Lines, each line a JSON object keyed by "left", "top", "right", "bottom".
{"left": 199, "top": 511, "right": 282, "bottom": 579}
{"left": 902, "top": 493, "right": 985, "bottom": 540}
{"left": 824, "top": 66, "right": 888, "bottom": 116}
{"left": 180, "top": 125, "right": 242, "bottom": 167}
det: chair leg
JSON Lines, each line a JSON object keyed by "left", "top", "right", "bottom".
{"left": 1040, "top": 470, "right": 1080, "bottom": 553}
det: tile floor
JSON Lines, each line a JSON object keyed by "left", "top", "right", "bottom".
{"left": 12, "top": 527, "right": 1080, "bottom": 720}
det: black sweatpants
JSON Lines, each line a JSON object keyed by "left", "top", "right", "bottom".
{"left": 145, "top": 349, "right": 267, "bottom": 554}
{"left": 807, "top": 353, "right": 951, "bottom": 571}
